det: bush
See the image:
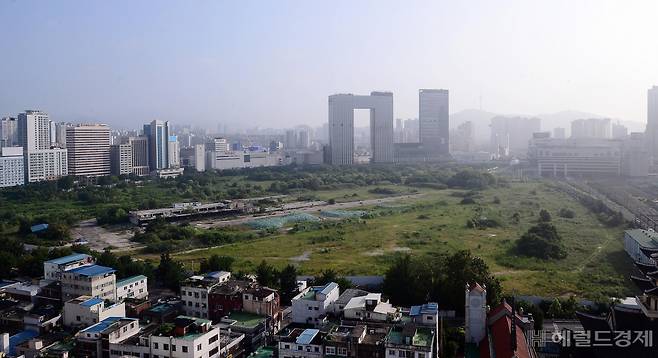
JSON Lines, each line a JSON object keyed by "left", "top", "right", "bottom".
{"left": 460, "top": 197, "right": 476, "bottom": 205}
{"left": 558, "top": 208, "right": 575, "bottom": 219}
{"left": 538, "top": 209, "right": 552, "bottom": 222}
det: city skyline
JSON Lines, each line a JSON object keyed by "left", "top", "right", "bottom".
{"left": 2, "top": 1, "right": 658, "bottom": 128}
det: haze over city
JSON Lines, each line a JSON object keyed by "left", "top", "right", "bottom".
{"left": 2, "top": 0, "right": 658, "bottom": 129}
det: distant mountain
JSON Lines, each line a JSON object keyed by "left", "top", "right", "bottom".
{"left": 450, "top": 109, "right": 646, "bottom": 145}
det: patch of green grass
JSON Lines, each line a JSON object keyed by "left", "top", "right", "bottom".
{"left": 174, "top": 181, "right": 636, "bottom": 299}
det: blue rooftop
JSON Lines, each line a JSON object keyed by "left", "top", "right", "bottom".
{"left": 45, "top": 253, "right": 91, "bottom": 265}
{"left": 410, "top": 302, "right": 439, "bottom": 316}
{"left": 67, "top": 264, "right": 115, "bottom": 277}
{"left": 30, "top": 223, "right": 49, "bottom": 233}
{"left": 80, "top": 297, "right": 104, "bottom": 307}
{"left": 8, "top": 330, "right": 39, "bottom": 355}
{"left": 80, "top": 317, "right": 127, "bottom": 334}
{"left": 296, "top": 329, "right": 319, "bottom": 345}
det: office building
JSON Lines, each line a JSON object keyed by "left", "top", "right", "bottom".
{"left": 419, "top": 89, "right": 449, "bottom": 156}
{"left": 571, "top": 118, "right": 612, "bottom": 139}
{"left": 110, "top": 143, "right": 133, "bottom": 176}
{"left": 612, "top": 122, "right": 629, "bottom": 139}
{"left": 490, "top": 116, "right": 541, "bottom": 156}
{"left": 285, "top": 130, "right": 297, "bottom": 150}
{"left": 168, "top": 135, "right": 180, "bottom": 168}
{"left": 128, "top": 136, "right": 149, "bottom": 176}
{"left": 0, "top": 147, "right": 24, "bottom": 188}
{"left": 0, "top": 117, "right": 19, "bottom": 147}
{"left": 17, "top": 110, "right": 69, "bottom": 182}
{"left": 194, "top": 144, "right": 205, "bottom": 171}
{"left": 66, "top": 124, "right": 111, "bottom": 177}
{"left": 298, "top": 129, "right": 310, "bottom": 149}
{"left": 206, "top": 137, "right": 229, "bottom": 153}
{"left": 622, "top": 132, "right": 650, "bottom": 177}
{"left": 144, "top": 120, "right": 170, "bottom": 170}
{"left": 528, "top": 134, "right": 622, "bottom": 177}
{"left": 647, "top": 86, "right": 658, "bottom": 163}
{"left": 328, "top": 92, "right": 394, "bottom": 165}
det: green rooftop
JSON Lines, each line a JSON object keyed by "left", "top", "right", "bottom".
{"left": 226, "top": 311, "right": 266, "bottom": 328}
{"left": 387, "top": 327, "right": 433, "bottom": 348}
{"left": 248, "top": 346, "right": 275, "bottom": 358}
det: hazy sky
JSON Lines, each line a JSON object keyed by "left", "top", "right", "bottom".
{"left": 2, "top": 0, "right": 658, "bottom": 130}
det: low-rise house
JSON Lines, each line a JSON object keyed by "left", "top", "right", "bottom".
{"left": 242, "top": 286, "right": 282, "bottom": 333}
{"left": 278, "top": 328, "right": 323, "bottom": 358}
{"left": 331, "top": 288, "right": 369, "bottom": 315}
{"left": 180, "top": 271, "right": 231, "bottom": 319}
{"left": 343, "top": 293, "right": 400, "bottom": 323}
{"left": 23, "top": 305, "right": 61, "bottom": 333}
{"left": 75, "top": 317, "right": 140, "bottom": 357}
{"left": 61, "top": 264, "right": 116, "bottom": 301}
{"left": 208, "top": 280, "right": 250, "bottom": 321}
{"left": 115, "top": 275, "right": 148, "bottom": 301}
{"left": 624, "top": 229, "right": 658, "bottom": 265}
{"left": 221, "top": 311, "right": 269, "bottom": 354}
{"left": 291, "top": 282, "right": 339, "bottom": 326}
{"left": 150, "top": 315, "right": 240, "bottom": 358}
{"left": 63, "top": 295, "right": 125, "bottom": 328}
{"left": 43, "top": 253, "right": 95, "bottom": 281}
{"left": 385, "top": 323, "right": 436, "bottom": 358}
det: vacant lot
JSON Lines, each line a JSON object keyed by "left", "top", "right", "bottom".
{"left": 175, "top": 181, "right": 637, "bottom": 299}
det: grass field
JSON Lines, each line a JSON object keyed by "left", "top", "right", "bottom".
{"left": 174, "top": 180, "right": 637, "bottom": 300}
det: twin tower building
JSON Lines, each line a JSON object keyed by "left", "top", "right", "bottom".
{"left": 328, "top": 89, "right": 449, "bottom": 165}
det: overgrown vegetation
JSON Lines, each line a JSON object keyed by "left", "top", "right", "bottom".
{"left": 515, "top": 223, "right": 567, "bottom": 260}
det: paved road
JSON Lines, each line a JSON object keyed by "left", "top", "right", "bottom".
{"left": 193, "top": 193, "right": 424, "bottom": 229}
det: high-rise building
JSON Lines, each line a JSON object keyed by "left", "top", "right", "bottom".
{"left": 0, "top": 147, "right": 24, "bottom": 187}
{"left": 328, "top": 92, "right": 394, "bottom": 165}
{"left": 285, "top": 130, "right": 297, "bottom": 150}
{"left": 18, "top": 110, "right": 51, "bottom": 151}
{"left": 54, "top": 122, "right": 70, "bottom": 148}
{"left": 127, "top": 136, "right": 149, "bottom": 176}
{"left": 419, "top": 89, "right": 449, "bottom": 156}
{"left": 0, "top": 117, "right": 19, "bottom": 147}
{"left": 206, "top": 137, "right": 229, "bottom": 153}
{"left": 647, "top": 86, "right": 658, "bottom": 163}
{"left": 17, "top": 110, "right": 69, "bottom": 182}
{"left": 66, "top": 124, "right": 111, "bottom": 177}
{"left": 144, "top": 120, "right": 170, "bottom": 170}
{"left": 167, "top": 135, "right": 180, "bottom": 168}
{"left": 553, "top": 127, "right": 566, "bottom": 139}
{"left": 194, "top": 144, "right": 205, "bottom": 172}
{"left": 612, "top": 122, "right": 629, "bottom": 139}
{"left": 490, "top": 116, "right": 541, "bottom": 157}
{"left": 571, "top": 118, "right": 611, "bottom": 139}
{"left": 110, "top": 143, "right": 133, "bottom": 176}
{"left": 450, "top": 121, "right": 475, "bottom": 152}
{"left": 298, "top": 130, "right": 310, "bottom": 149}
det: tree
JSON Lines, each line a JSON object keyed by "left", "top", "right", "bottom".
{"left": 538, "top": 209, "right": 552, "bottom": 222}
{"left": 278, "top": 264, "right": 299, "bottom": 305}
{"left": 314, "top": 269, "right": 353, "bottom": 290}
{"left": 199, "top": 255, "right": 234, "bottom": 273}
{"left": 548, "top": 298, "right": 563, "bottom": 318}
{"left": 558, "top": 208, "right": 575, "bottom": 219}
{"left": 516, "top": 223, "right": 566, "bottom": 259}
{"left": 255, "top": 260, "right": 278, "bottom": 287}
{"left": 156, "top": 253, "right": 186, "bottom": 292}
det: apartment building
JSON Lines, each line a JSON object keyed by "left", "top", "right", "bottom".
{"left": 110, "top": 143, "right": 133, "bottom": 176}
{"left": 75, "top": 317, "right": 139, "bottom": 357}
{"left": 60, "top": 264, "right": 116, "bottom": 301}
{"left": 0, "top": 147, "right": 24, "bottom": 187}
{"left": 278, "top": 328, "right": 324, "bottom": 358}
{"left": 115, "top": 275, "right": 148, "bottom": 301}
{"left": 63, "top": 296, "right": 126, "bottom": 328}
{"left": 43, "top": 253, "right": 95, "bottom": 281}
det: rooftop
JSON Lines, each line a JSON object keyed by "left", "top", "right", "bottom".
{"left": 45, "top": 253, "right": 92, "bottom": 265}
{"left": 626, "top": 229, "right": 658, "bottom": 249}
{"left": 296, "top": 329, "right": 320, "bottom": 345}
{"left": 116, "top": 275, "right": 147, "bottom": 287}
{"left": 79, "top": 297, "right": 104, "bottom": 307}
{"left": 80, "top": 316, "right": 129, "bottom": 334}
{"left": 387, "top": 325, "right": 433, "bottom": 348}
{"left": 225, "top": 311, "right": 266, "bottom": 328}
{"left": 410, "top": 302, "right": 438, "bottom": 316}
{"left": 66, "top": 264, "right": 115, "bottom": 277}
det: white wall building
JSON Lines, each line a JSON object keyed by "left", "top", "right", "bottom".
{"left": 149, "top": 316, "right": 223, "bottom": 358}
{"left": 61, "top": 264, "right": 117, "bottom": 301}
{"left": 278, "top": 328, "right": 323, "bottom": 358}
{"left": 328, "top": 92, "right": 394, "bottom": 165}
{"left": 116, "top": 275, "right": 148, "bottom": 301}
{"left": 0, "top": 147, "right": 24, "bottom": 187}
{"left": 465, "top": 283, "right": 487, "bottom": 344}
{"left": 66, "top": 124, "right": 111, "bottom": 177}
{"left": 43, "top": 253, "right": 95, "bottom": 281}
{"left": 291, "top": 282, "right": 339, "bottom": 326}
{"left": 342, "top": 293, "right": 399, "bottom": 322}
{"left": 63, "top": 296, "right": 126, "bottom": 328}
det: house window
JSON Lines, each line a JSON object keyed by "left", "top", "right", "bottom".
{"left": 163, "top": 344, "right": 169, "bottom": 350}
{"left": 338, "top": 347, "right": 347, "bottom": 356}
{"left": 153, "top": 343, "right": 159, "bottom": 349}
{"left": 171, "top": 344, "right": 176, "bottom": 352}
{"left": 182, "top": 346, "right": 188, "bottom": 353}
{"left": 197, "top": 344, "right": 202, "bottom": 351}
{"left": 418, "top": 353, "right": 426, "bottom": 358}
{"left": 326, "top": 346, "right": 336, "bottom": 354}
